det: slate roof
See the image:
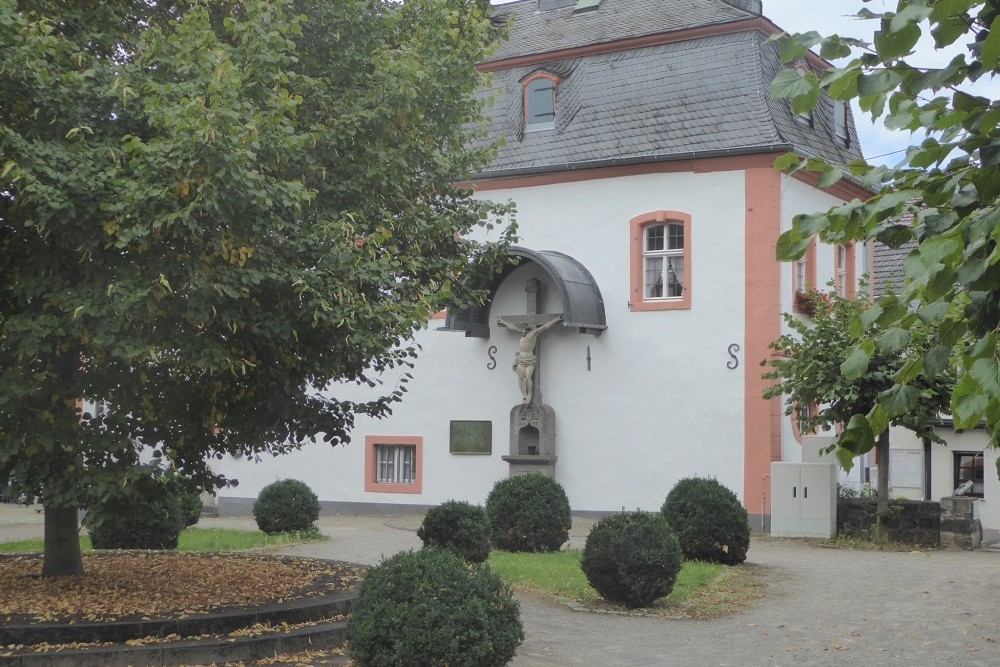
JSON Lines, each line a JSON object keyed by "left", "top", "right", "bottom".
{"left": 474, "top": 0, "right": 865, "bottom": 177}
{"left": 872, "top": 206, "right": 917, "bottom": 299}
{"left": 489, "top": 0, "right": 757, "bottom": 62}
{"left": 872, "top": 241, "right": 916, "bottom": 299}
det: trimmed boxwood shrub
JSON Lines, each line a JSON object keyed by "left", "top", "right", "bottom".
{"left": 166, "top": 474, "right": 203, "bottom": 527}
{"left": 485, "top": 473, "right": 571, "bottom": 552}
{"left": 417, "top": 500, "right": 491, "bottom": 563}
{"left": 348, "top": 548, "right": 523, "bottom": 667}
{"left": 581, "top": 511, "right": 682, "bottom": 608}
{"left": 86, "top": 475, "right": 185, "bottom": 550}
{"left": 253, "top": 479, "right": 320, "bottom": 534}
{"left": 661, "top": 477, "right": 750, "bottom": 565}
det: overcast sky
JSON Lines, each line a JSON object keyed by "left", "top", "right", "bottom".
{"left": 494, "top": 1, "right": 999, "bottom": 166}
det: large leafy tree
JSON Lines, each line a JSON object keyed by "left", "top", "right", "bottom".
{"left": 0, "top": 0, "right": 515, "bottom": 576}
{"left": 763, "top": 290, "right": 955, "bottom": 540}
{"left": 770, "top": 1, "right": 1000, "bottom": 477}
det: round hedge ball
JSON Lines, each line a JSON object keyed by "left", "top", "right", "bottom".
{"left": 252, "top": 479, "right": 320, "bottom": 534}
{"left": 417, "top": 500, "right": 491, "bottom": 563}
{"left": 485, "top": 473, "right": 571, "bottom": 552}
{"left": 348, "top": 548, "right": 523, "bottom": 667}
{"left": 661, "top": 477, "right": 750, "bottom": 565}
{"left": 581, "top": 511, "right": 682, "bottom": 608}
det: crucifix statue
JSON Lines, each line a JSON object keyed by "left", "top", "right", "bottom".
{"left": 496, "top": 278, "right": 563, "bottom": 405}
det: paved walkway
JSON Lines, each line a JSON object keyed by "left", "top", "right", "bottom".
{"left": 2, "top": 506, "right": 999, "bottom": 666}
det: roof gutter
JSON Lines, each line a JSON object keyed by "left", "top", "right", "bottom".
{"left": 470, "top": 143, "right": 794, "bottom": 180}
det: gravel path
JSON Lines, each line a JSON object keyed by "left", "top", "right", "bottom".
{"left": 511, "top": 538, "right": 999, "bottom": 667}
{"left": 3, "top": 506, "right": 999, "bottom": 666}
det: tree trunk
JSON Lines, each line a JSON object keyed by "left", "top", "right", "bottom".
{"left": 42, "top": 506, "right": 84, "bottom": 577}
{"left": 874, "top": 430, "right": 890, "bottom": 545}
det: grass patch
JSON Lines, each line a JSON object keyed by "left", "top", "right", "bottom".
{"left": 487, "top": 549, "right": 767, "bottom": 619}
{"left": 488, "top": 550, "right": 599, "bottom": 603}
{"left": 0, "top": 527, "right": 325, "bottom": 554}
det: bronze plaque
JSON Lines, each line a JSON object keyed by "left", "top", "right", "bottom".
{"left": 449, "top": 420, "right": 492, "bottom": 455}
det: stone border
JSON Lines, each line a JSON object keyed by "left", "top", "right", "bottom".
{"left": 0, "top": 619, "right": 348, "bottom": 667}
{"left": 0, "top": 556, "right": 362, "bottom": 658}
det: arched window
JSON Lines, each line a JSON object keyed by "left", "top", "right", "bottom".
{"left": 629, "top": 211, "right": 692, "bottom": 311}
{"left": 792, "top": 238, "right": 817, "bottom": 315}
{"left": 835, "top": 243, "right": 856, "bottom": 299}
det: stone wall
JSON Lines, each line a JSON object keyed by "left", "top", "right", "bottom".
{"left": 939, "top": 497, "right": 982, "bottom": 550}
{"left": 837, "top": 498, "right": 940, "bottom": 546}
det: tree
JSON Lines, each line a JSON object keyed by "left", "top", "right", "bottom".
{"left": 769, "top": 1, "right": 1000, "bottom": 480}
{"left": 763, "top": 289, "right": 954, "bottom": 541}
{"left": 0, "top": 0, "right": 515, "bottom": 576}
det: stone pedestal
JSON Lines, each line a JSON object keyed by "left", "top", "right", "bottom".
{"left": 940, "top": 497, "right": 982, "bottom": 550}
{"left": 502, "top": 403, "right": 556, "bottom": 477}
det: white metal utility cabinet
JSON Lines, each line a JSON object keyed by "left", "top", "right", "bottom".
{"left": 770, "top": 462, "right": 837, "bottom": 538}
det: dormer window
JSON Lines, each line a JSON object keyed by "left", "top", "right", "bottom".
{"left": 523, "top": 72, "right": 559, "bottom": 132}
{"left": 792, "top": 65, "right": 813, "bottom": 126}
{"left": 833, "top": 100, "right": 849, "bottom": 146}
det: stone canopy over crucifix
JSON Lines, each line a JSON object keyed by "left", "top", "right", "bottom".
{"left": 496, "top": 278, "right": 563, "bottom": 405}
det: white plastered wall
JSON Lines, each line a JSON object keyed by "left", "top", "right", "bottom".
{"left": 775, "top": 176, "right": 868, "bottom": 492}
{"left": 216, "top": 168, "right": 751, "bottom": 513}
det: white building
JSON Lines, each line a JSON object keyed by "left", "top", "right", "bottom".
{"left": 216, "top": 0, "right": 875, "bottom": 529}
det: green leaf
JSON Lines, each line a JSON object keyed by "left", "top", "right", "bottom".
{"left": 878, "top": 384, "right": 920, "bottom": 418}
{"left": 952, "top": 374, "right": 989, "bottom": 429}
{"left": 924, "top": 264, "right": 957, "bottom": 301}
{"left": 859, "top": 304, "right": 884, "bottom": 329}
{"left": 868, "top": 402, "right": 889, "bottom": 437}
{"left": 915, "top": 301, "right": 950, "bottom": 324}
{"left": 841, "top": 343, "right": 872, "bottom": 381}
{"left": 773, "top": 152, "right": 801, "bottom": 172}
{"left": 823, "top": 67, "right": 861, "bottom": 100}
{"left": 875, "top": 21, "right": 922, "bottom": 60}
{"left": 970, "top": 357, "right": 1000, "bottom": 399}
{"left": 778, "top": 36, "right": 809, "bottom": 64}
{"left": 890, "top": 3, "right": 933, "bottom": 32}
{"left": 839, "top": 414, "right": 876, "bottom": 456}
{"left": 877, "top": 327, "right": 911, "bottom": 354}
{"left": 775, "top": 229, "right": 813, "bottom": 261}
{"left": 858, "top": 69, "right": 905, "bottom": 97}
{"left": 919, "top": 236, "right": 962, "bottom": 267}
{"left": 816, "top": 167, "right": 843, "bottom": 188}
{"left": 836, "top": 446, "right": 857, "bottom": 473}
{"left": 979, "top": 15, "right": 1000, "bottom": 72}
{"left": 923, "top": 345, "right": 953, "bottom": 378}
{"left": 771, "top": 68, "right": 820, "bottom": 113}
{"left": 892, "top": 356, "right": 924, "bottom": 384}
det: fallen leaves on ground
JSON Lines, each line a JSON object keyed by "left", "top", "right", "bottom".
{"left": 0, "top": 552, "right": 365, "bottom": 624}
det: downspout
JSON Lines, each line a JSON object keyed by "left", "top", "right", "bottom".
{"left": 922, "top": 436, "right": 932, "bottom": 500}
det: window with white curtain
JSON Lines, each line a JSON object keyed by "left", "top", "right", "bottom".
{"left": 643, "top": 222, "right": 685, "bottom": 299}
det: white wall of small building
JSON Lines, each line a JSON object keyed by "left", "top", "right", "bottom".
{"left": 886, "top": 425, "right": 998, "bottom": 531}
